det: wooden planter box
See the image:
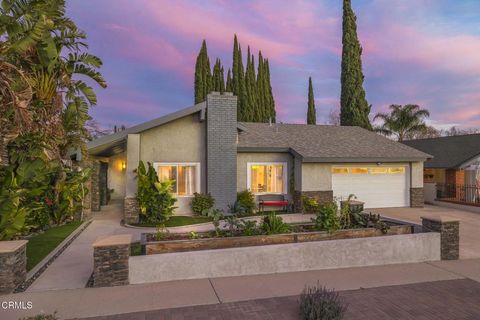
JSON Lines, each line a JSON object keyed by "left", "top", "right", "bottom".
{"left": 141, "top": 224, "right": 412, "bottom": 255}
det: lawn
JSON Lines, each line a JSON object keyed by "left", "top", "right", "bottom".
{"left": 131, "top": 215, "right": 212, "bottom": 228}
{"left": 26, "top": 221, "right": 83, "bottom": 271}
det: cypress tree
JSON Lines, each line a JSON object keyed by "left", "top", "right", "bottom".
{"left": 212, "top": 58, "right": 225, "bottom": 93}
{"left": 307, "top": 77, "right": 316, "bottom": 125}
{"left": 232, "top": 35, "right": 247, "bottom": 120}
{"left": 340, "top": 0, "right": 372, "bottom": 129}
{"left": 256, "top": 51, "right": 267, "bottom": 122}
{"left": 245, "top": 46, "right": 258, "bottom": 122}
{"left": 225, "top": 68, "right": 232, "bottom": 92}
{"left": 264, "top": 59, "right": 276, "bottom": 123}
{"left": 194, "top": 40, "right": 212, "bottom": 104}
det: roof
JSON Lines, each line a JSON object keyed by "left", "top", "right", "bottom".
{"left": 237, "top": 122, "right": 431, "bottom": 162}
{"left": 402, "top": 134, "right": 480, "bottom": 168}
{"left": 87, "top": 102, "right": 206, "bottom": 156}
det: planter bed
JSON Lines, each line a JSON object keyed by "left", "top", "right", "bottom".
{"left": 141, "top": 223, "right": 412, "bottom": 255}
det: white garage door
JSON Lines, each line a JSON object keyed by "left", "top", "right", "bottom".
{"left": 332, "top": 166, "right": 410, "bottom": 208}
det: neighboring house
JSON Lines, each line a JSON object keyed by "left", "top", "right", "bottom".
{"left": 403, "top": 135, "right": 480, "bottom": 206}
{"left": 84, "top": 93, "right": 430, "bottom": 223}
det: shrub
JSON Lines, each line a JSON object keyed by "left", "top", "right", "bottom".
{"left": 225, "top": 215, "right": 241, "bottom": 236}
{"left": 136, "top": 161, "right": 177, "bottom": 223}
{"left": 239, "top": 219, "right": 259, "bottom": 236}
{"left": 261, "top": 212, "right": 290, "bottom": 235}
{"left": 302, "top": 195, "right": 320, "bottom": 213}
{"left": 311, "top": 201, "right": 340, "bottom": 232}
{"left": 299, "top": 283, "right": 347, "bottom": 320}
{"left": 204, "top": 207, "right": 224, "bottom": 237}
{"left": 191, "top": 192, "right": 214, "bottom": 216}
{"left": 233, "top": 190, "right": 256, "bottom": 215}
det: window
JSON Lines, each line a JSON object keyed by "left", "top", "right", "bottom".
{"left": 155, "top": 163, "right": 200, "bottom": 196}
{"left": 248, "top": 163, "right": 286, "bottom": 194}
{"left": 332, "top": 167, "right": 349, "bottom": 174}
{"left": 370, "top": 167, "right": 388, "bottom": 174}
{"left": 350, "top": 167, "right": 368, "bottom": 174}
{"left": 388, "top": 167, "right": 405, "bottom": 174}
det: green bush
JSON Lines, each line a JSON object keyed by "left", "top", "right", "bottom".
{"left": 204, "top": 207, "right": 224, "bottom": 237}
{"left": 312, "top": 201, "right": 340, "bottom": 232}
{"left": 299, "top": 283, "right": 347, "bottom": 320}
{"left": 233, "top": 190, "right": 256, "bottom": 215}
{"left": 190, "top": 192, "right": 214, "bottom": 216}
{"left": 261, "top": 212, "right": 290, "bottom": 235}
{"left": 239, "top": 219, "right": 259, "bottom": 236}
{"left": 302, "top": 195, "right": 320, "bottom": 213}
{"left": 136, "top": 161, "right": 177, "bottom": 223}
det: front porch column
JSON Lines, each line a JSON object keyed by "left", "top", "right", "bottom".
{"left": 124, "top": 134, "right": 140, "bottom": 224}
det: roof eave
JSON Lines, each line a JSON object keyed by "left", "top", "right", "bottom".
{"left": 301, "top": 157, "right": 430, "bottom": 163}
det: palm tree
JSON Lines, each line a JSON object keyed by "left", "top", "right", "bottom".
{"left": 373, "top": 104, "right": 430, "bottom": 141}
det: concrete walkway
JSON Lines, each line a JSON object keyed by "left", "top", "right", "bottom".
{"left": 2, "top": 259, "right": 479, "bottom": 320}
{"left": 370, "top": 205, "right": 480, "bottom": 259}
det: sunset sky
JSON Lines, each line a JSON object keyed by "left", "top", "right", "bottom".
{"left": 68, "top": 0, "right": 480, "bottom": 130}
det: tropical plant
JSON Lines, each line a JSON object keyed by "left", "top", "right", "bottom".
{"left": 225, "top": 214, "right": 241, "bottom": 236}
{"left": 190, "top": 192, "right": 214, "bottom": 216}
{"left": 261, "top": 212, "right": 289, "bottom": 235}
{"left": 136, "top": 161, "right": 177, "bottom": 223}
{"left": 0, "top": 175, "right": 27, "bottom": 240}
{"left": 373, "top": 104, "right": 430, "bottom": 141}
{"left": 233, "top": 190, "right": 256, "bottom": 215}
{"left": 299, "top": 282, "right": 347, "bottom": 320}
{"left": 312, "top": 201, "right": 340, "bottom": 232}
{"left": 204, "top": 207, "right": 224, "bottom": 237}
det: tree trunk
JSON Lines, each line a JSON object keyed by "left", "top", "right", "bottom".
{"left": 0, "top": 138, "right": 8, "bottom": 166}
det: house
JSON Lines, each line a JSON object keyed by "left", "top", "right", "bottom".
{"left": 403, "top": 135, "right": 480, "bottom": 205}
{"left": 85, "top": 93, "right": 430, "bottom": 223}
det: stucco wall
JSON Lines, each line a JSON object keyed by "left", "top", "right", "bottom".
{"left": 139, "top": 114, "right": 206, "bottom": 215}
{"left": 301, "top": 163, "right": 332, "bottom": 191}
{"left": 129, "top": 232, "right": 440, "bottom": 284}
{"left": 236, "top": 152, "right": 293, "bottom": 199}
{"left": 411, "top": 161, "right": 424, "bottom": 188}
{"left": 107, "top": 152, "right": 126, "bottom": 200}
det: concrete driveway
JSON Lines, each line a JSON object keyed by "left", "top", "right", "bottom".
{"left": 370, "top": 205, "right": 480, "bottom": 259}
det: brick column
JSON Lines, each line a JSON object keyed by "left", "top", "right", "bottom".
{"left": 0, "top": 240, "right": 28, "bottom": 294}
{"left": 421, "top": 215, "right": 459, "bottom": 260}
{"left": 93, "top": 234, "right": 131, "bottom": 287}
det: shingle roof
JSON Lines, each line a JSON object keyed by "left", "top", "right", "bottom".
{"left": 402, "top": 134, "right": 480, "bottom": 168}
{"left": 237, "top": 122, "right": 431, "bottom": 162}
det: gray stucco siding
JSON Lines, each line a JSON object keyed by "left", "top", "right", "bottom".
{"left": 107, "top": 152, "right": 126, "bottom": 199}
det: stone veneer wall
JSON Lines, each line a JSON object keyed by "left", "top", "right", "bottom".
{"left": 90, "top": 161, "right": 101, "bottom": 212}
{"left": 0, "top": 240, "right": 28, "bottom": 294}
{"left": 293, "top": 190, "right": 333, "bottom": 213}
{"left": 410, "top": 187, "right": 424, "bottom": 208}
{"left": 421, "top": 216, "right": 459, "bottom": 260}
{"left": 93, "top": 234, "right": 131, "bottom": 287}
{"left": 124, "top": 197, "right": 139, "bottom": 224}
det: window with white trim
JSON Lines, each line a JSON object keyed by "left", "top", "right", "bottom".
{"left": 247, "top": 163, "right": 287, "bottom": 194}
{"left": 155, "top": 163, "right": 200, "bottom": 196}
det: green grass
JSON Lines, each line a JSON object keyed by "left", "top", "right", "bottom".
{"left": 131, "top": 215, "right": 213, "bottom": 228}
{"left": 26, "top": 221, "right": 83, "bottom": 271}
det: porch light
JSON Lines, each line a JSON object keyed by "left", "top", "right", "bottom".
{"left": 121, "top": 161, "right": 126, "bottom": 170}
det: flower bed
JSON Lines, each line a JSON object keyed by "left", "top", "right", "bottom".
{"left": 141, "top": 223, "right": 412, "bottom": 255}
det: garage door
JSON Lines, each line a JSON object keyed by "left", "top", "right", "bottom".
{"left": 332, "top": 166, "right": 409, "bottom": 208}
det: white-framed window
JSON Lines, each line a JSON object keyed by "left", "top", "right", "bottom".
{"left": 154, "top": 162, "right": 200, "bottom": 197}
{"left": 247, "top": 162, "right": 287, "bottom": 194}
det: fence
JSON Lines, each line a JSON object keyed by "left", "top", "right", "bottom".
{"left": 436, "top": 183, "right": 480, "bottom": 205}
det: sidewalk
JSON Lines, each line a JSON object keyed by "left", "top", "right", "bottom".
{"left": 2, "top": 259, "right": 479, "bottom": 320}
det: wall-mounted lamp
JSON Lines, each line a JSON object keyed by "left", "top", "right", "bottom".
{"left": 121, "top": 161, "right": 126, "bottom": 171}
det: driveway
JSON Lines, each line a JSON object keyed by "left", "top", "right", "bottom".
{"left": 370, "top": 204, "right": 480, "bottom": 259}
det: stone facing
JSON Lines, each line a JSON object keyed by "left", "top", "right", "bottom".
{"left": 0, "top": 240, "right": 28, "bottom": 294}
{"left": 422, "top": 216, "right": 459, "bottom": 260}
{"left": 206, "top": 92, "right": 238, "bottom": 212}
{"left": 93, "top": 235, "right": 131, "bottom": 287}
{"left": 90, "top": 161, "right": 101, "bottom": 212}
{"left": 410, "top": 187, "right": 424, "bottom": 208}
{"left": 124, "top": 197, "right": 139, "bottom": 224}
{"left": 293, "top": 190, "right": 334, "bottom": 213}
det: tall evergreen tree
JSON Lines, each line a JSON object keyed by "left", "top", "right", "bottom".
{"left": 264, "top": 59, "right": 276, "bottom": 123}
{"left": 194, "top": 40, "right": 212, "bottom": 104}
{"left": 232, "top": 36, "right": 247, "bottom": 121}
{"left": 307, "top": 77, "right": 316, "bottom": 125}
{"left": 225, "top": 68, "right": 232, "bottom": 92}
{"left": 256, "top": 51, "right": 267, "bottom": 122}
{"left": 340, "top": 0, "right": 372, "bottom": 129}
{"left": 245, "top": 47, "right": 258, "bottom": 122}
{"left": 212, "top": 58, "right": 225, "bottom": 93}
